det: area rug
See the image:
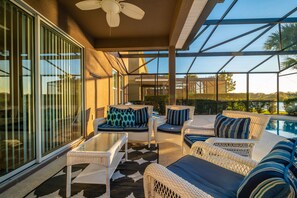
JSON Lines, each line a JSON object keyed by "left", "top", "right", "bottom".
{"left": 25, "top": 143, "right": 158, "bottom": 198}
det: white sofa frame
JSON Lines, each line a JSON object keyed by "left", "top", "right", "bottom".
{"left": 182, "top": 110, "right": 271, "bottom": 157}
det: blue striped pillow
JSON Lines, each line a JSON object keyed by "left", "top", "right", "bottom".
{"left": 166, "top": 109, "right": 190, "bottom": 126}
{"left": 134, "top": 107, "right": 149, "bottom": 124}
{"left": 237, "top": 138, "right": 297, "bottom": 197}
{"left": 214, "top": 113, "right": 250, "bottom": 139}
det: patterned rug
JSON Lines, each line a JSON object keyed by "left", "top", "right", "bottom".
{"left": 25, "top": 143, "right": 158, "bottom": 198}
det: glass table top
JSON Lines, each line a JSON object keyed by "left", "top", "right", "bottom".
{"left": 76, "top": 133, "right": 126, "bottom": 152}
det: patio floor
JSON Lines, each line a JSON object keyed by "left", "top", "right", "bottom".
{"left": 0, "top": 115, "right": 286, "bottom": 197}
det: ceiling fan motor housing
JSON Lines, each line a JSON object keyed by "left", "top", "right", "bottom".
{"left": 101, "top": 0, "right": 121, "bottom": 14}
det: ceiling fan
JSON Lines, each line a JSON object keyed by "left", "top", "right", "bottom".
{"left": 75, "top": 0, "right": 145, "bottom": 28}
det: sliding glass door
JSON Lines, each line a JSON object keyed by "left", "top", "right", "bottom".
{"left": 0, "top": 0, "right": 83, "bottom": 180}
{"left": 40, "top": 23, "right": 82, "bottom": 156}
{"left": 0, "top": 0, "right": 35, "bottom": 177}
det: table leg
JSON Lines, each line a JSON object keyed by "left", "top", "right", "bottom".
{"left": 125, "top": 140, "right": 128, "bottom": 161}
{"left": 66, "top": 165, "right": 72, "bottom": 198}
{"left": 106, "top": 167, "right": 110, "bottom": 198}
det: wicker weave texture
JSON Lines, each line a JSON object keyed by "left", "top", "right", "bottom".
{"left": 182, "top": 111, "right": 271, "bottom": 157}
{"left": 144, "top": 163, "right": 212, "bottom": 198}
{"left": 190, "top": 142, "right": 257, "bottom": 176}
{"left": 144, "top": 142, "right": 257, "bottom": 198}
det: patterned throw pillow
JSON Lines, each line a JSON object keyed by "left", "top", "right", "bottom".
{"left": 106, "top": 110, "right": 122, "bottom": 126}
{"left": 214, "top": 113, "right": 250, "bottom": 139}
{"left": 106, "top": 111, "right": 113, "bottom": 125}
{"left": 112, "top": 111, "right": 122, "bottom": 126}
{"left": 166, "top": 109, "right": 190, "bottom": 126}
{"left": 237, "top": 138, "right": 297, "bottom": 197}
{"left": 135, "top": 107, "right": 149, "bottom": 124}
{"left": 121, "top": 111, "right": 136, "bottom": 127}
{"left": 109, "top": 107, "right": 123, "bottom": 113}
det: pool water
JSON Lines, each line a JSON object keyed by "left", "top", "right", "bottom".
{"left": 266, "top": 119, "right": 297, "bottom": 138}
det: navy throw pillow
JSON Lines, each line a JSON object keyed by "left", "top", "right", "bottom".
{"left": 134, "top": 107, "right": 149, "bottom": 124}
{"left": 214, "top": 113, "right": 250, "bottom": 139}
{"left": 166, "top": 108, "right": 190, "bottom": 126}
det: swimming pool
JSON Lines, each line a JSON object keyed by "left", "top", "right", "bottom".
{"left": 266, "top": 119, "right": 297, "bottom": 138}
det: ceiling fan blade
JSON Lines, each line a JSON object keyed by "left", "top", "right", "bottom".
{"left": 120, "top": 2, "right": 145, "bottom": 20}
{"left": 75, "top": 0, "right": 101, "bottom": 10}
{"left": 106, "top": 12, "right": 120, "bottom": 27}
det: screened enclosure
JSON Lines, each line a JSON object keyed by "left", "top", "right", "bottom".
{"left": 119, "top": 0, "right": 297, "bottom": 115}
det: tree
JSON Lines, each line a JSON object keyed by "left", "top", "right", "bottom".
{"left": 218, "top": 73, "right": 236, "bottom": 93}
{"left": 264, "top": 23, "right": 297, "bottom": 69}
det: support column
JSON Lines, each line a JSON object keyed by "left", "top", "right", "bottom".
{"left": 277, "top": 73, "right": 280, "bottom": 114}
{"left": 168, "top": 46, "right": 176, "bottom": 105}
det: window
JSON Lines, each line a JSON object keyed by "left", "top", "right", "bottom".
{"left": 0, "top": 0, "right": 35, "bottom": 177}
{"left": 119, "top": 75, "right": 123, "bottom": 104}
{"left": 112, "top": 70, "right": 118, "bottom": 105}
{"left": 0, "top": 0, "right": 84, "bottom": 181}
{"left": 40, "top": 23, "right": 83, "bottom": 156}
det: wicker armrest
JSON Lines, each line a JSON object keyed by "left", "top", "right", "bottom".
{"left": 93, "top": 118, "right": 106, "bottom": 134}
{"left": 148, "top": 117, "right": 154, "bottom": 135}
{"left": 155, "top": 116, "right": 167, "bottom": 124}
{"left": 144, "top": 163, "right": 212, "bottom": 198}
{"left": 153, "top": 117, "right": 167, "bottom": 132}
{"left": 205, "top": 138, "right": 257, "bottom": 158}
{"left": 182, "top": 125, "right": 215, "bottom": 136}
{"left": 206, "top": 137, "right": 257, "bottom": 145}
{"left": 190, "top": 141, "right": 257, "bottom": 176}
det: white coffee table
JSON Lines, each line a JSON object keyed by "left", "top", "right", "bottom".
{"left": 66, "top": 132, "right": 128, "bottom": 198}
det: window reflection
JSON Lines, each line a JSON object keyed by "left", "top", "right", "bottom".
{"left": 0, "top": 0, "right": 35, "bottom": 176}
{"left": 40, "top": 24, "right": 82, "bottom": 156}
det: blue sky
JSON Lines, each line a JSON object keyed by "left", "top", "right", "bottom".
{"left": 142, "top": 0, "right": 297, "bottom": 93}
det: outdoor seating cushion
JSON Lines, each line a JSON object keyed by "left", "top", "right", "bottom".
{"left": 166, "top": 108, "right": 190, "bottom": 126}
{"left": 237, "top": 138, "right": 297, "bottom": 197}
{"left": 98, "top": 122, "right": 148, "bottom": 132}
{"left": 214, "top": 113, "right": 250, "bottom": 139}
{"left": 124, "top": 123, "right": 148, "bottom": 132}
{"left": 98, "top": 122, "right": 124, "bottom": 131}
{"left": 168, "top": 155, "right": 244, "bottom": 198}
{"left": 184, "top": 134, "right": 215, "bottom": 148}
{"left": 157, "top": 123, "right": 183, "bottom": 134}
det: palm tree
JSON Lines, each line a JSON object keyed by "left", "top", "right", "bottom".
{"left": 264, "top": 23, "right": 297, "bottom": 69}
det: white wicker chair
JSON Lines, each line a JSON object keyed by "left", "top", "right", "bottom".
{"left": 153, "top": 105, "right": 195, "bottom": 145}
{"left": 182, "top": 110, "right": 271, "bottom": 157}
{"left": 93, "top": 105, "right": 154, "bottom": 147}
{"left": 144, "top": 141, "right": 258, "bottom": 198}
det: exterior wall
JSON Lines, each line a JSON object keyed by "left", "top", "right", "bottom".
{"left": 23, "top": 0, "right": 123, "bottom": 136}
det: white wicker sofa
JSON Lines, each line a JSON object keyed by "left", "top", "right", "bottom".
{"left": 144, "top": 138, "right": 297, "bottom": 198}
{"left": 93, "top": 105, "right": 154, "bottom": 147}
{"left": 182, "top": 110, "right": 271, "bottom": 157}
